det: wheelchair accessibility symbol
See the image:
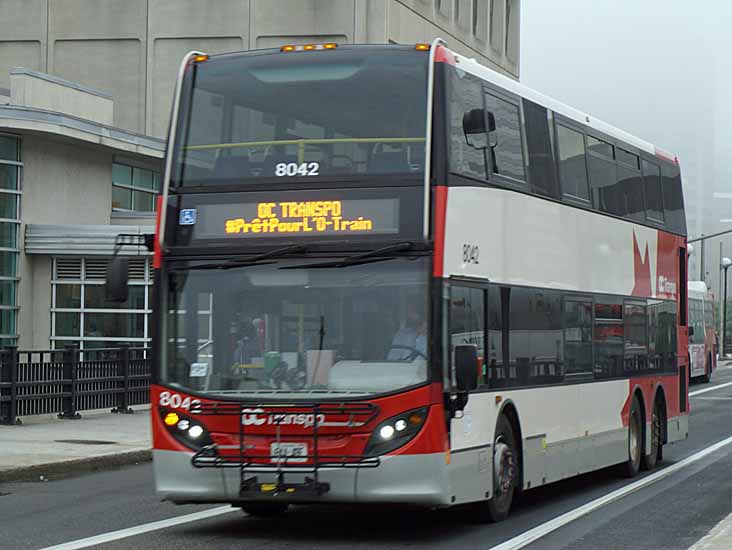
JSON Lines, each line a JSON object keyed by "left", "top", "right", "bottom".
{"left": 179, "top": 209, "right": 197, "bottom": 225}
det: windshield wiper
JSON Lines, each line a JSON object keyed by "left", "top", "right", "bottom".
{"left": 280, "top": 242, "right": 414, "bottom": 270}
{"left": 183, "top": 244, "right": 307, "bottom": 271}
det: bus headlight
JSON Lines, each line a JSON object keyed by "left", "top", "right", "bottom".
{"left": 364, "top": 407, "right": 428, "bottom": 457}
{"left": 160, "top": 409, "right": 213, "bottom": 451}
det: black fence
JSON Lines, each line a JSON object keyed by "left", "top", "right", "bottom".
{"left": 0, "top": 346, "right": 151, "bottom": 425}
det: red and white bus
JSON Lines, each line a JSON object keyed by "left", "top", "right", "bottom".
{"left": 688, "top": 281, "right": 716, "bottom": 382}
{"left": 113, "top": 40, "right": 689, "bottom": 521}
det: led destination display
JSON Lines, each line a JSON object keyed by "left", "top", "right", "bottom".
{"left": 194, "top": 198, "right": 400, "bottom": 239}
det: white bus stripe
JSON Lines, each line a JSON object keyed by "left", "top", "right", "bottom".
{"left": 690, "top": 380, "right": 732, "bottom": 397}
{"left": 489, "top": 435, "right": 732, "bottom": 550}
{"left": 39, "top": 506, "right": 236, "bottom": 550}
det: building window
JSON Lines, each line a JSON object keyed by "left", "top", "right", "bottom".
{"left": 51, "top": 257, "right": 152, "bottom": 350}
{"left": 112, "top": 162, "right": 160, "bottom": 212}
{"left": 0, "top": 134, "right": 20, "bottom": 346}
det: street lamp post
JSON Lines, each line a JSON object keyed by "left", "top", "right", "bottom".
{"left": 722, "top": 258, "right": 732, "bottom": 358}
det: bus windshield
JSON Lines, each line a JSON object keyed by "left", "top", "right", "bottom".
{"left": 173, "top": 47, "right": 428, "bottom": 186}
{"left": 162, "top": 256, "right": 430, "bottom": 397}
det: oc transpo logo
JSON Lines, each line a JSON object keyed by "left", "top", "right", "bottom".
{"left": 241, "top": 408, "right": 326, "bottom": 427}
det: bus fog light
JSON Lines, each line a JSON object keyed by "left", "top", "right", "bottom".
{"left": 177, "top": 419, "right": 190, "bottom": 431}
{"left": 395, "top": 419, "right": 407, "bottom": 432}
{"left": 188, "top": 425, "right": 204, "bottom": 439}
{"left": 380, "top": 425, "right": 395, "bottom": 440}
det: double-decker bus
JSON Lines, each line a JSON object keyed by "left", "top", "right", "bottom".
{"left": 111, "top": 40, "right": 689, "bottom": 522}
{"left": 688, "top": 281, "right": 716, "bottom": 383}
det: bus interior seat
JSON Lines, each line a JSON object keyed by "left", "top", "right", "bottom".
{"left": 369, "top": 144, "right": 424, "bottom": 173}
{"left": 368, "top": 146, "right": 409, "bottom": 173}
{"left": 214, "top": 155, "right": 253, "bottom": 178}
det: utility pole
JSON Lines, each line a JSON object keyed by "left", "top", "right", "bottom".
{"left": 700, "top": 233, "right": 705, "bottom": 282}
{"left": 721, "top": 242, "right": 726, "bottom": 357}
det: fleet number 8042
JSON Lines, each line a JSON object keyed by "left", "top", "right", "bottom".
{"left": 275, "top": 162, "right": 319, "bottom": 177}
{"left": 158, "top": 391, "right": 200, "bottom": 411}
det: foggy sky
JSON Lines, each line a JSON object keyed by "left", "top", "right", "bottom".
{"left": 521, "top": 0, "right": 731, "bottom": 241}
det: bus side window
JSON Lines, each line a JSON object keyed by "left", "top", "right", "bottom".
{"left": 484, "top": 92, "right": 525, "bottom": 183}
{"left": 449, "top": 286, "right": 485, "bottom": 390}
{"left": 448, "top": 70, "right": 488, "bottom": 181}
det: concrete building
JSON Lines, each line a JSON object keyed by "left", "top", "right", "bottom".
{"left": 0, "top": 69, "right": 162, "bottom": 349}
{"left": 0, "top": 0, "right": 521, "bottom": 138}
{"left": 0, "top": 0, "right": 521, "bottom": 349}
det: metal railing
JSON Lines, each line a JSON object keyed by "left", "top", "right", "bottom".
{"left": 0, "top": 345, "right": 151, "bottom": 425}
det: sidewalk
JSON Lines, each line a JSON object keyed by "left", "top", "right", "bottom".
{"left": 690, "top": 512, "right": 732, "bottom": 549}
{"left": 0, "top": 407, "right": 151, "bottom": 482}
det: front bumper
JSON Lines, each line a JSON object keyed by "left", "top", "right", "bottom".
{"left": 154, "top": 449, "right": 450, "bottom": 506}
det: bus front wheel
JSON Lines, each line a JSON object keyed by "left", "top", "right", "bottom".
{"left": 475, "top": 415, "right": 517, "bottom": 523}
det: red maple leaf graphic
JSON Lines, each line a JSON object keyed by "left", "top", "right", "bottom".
{"left": 631, "top": 231, "right": 652, "bottom": 296}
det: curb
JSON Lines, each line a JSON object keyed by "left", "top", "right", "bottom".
{"left": 0, "top": 449, "right": 152, "bottom": 483}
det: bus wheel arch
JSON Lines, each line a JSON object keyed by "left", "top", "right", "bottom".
{"left": 497, "top": 401, "right": 524, "bottom": 493}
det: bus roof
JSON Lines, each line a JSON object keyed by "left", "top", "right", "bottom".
{"left": 449, "top": 48, "right": 677, "bottom": 163}
{"left": 688, "top": 281, "right": 710, "bottom": 300}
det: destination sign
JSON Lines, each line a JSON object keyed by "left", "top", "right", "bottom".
{"left": 194, "top": 198, "right": 400, "bottom": 239}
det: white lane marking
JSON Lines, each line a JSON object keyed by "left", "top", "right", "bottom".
{"left": 688, "top": 510, "right": 732, "bottom": 549}
{"left": 490, "top": 434, "right": 732, "bottom": 550}
{"left": 694, "top": 396, "right": 732, "bottom": 401}
{"left": 39, "top": 506, "right": 236, "bottom": 550}
{"left": 690, "top": 380, "right": 732, "bottom": 397}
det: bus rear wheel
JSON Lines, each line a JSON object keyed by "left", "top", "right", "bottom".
{"left": 475, "top": 415, "right": 517, "bottom": 523}
{"left": 641, "top": 401, "right": 662, "bottom": 471}
{"left": 620, "top": 396, "right": 643, "bottom": 478}
{"left": 239, "top": 502, "right": 289, "bottom": 517}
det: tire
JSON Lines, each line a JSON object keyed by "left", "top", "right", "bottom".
{"left": 641, "top": 400, "right": 662, "bottom": 471}
{"left": 474, "top": 415, "right": 518, "bottom": 523}
{"left": 620, "top": 396, "right": 643, "bottom": 478}
{"left": 701, "top": 354, "right": 712, "bottom": 384}
{"left": 240, "top": 502, "right": 289, "bottom": 517}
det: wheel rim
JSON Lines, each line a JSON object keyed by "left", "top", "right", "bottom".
{"left": 629, "top": 411, "right": 640, "bottom": 463}
{"left": 494, "top": 439, "right": 514, "bottom": 496}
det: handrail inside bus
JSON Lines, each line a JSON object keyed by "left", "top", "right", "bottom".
{"left": 183, "top": 136, "right": 426, "bottom": 165}
{"left": 183, "top": 136, "right": 426, "bottom": 151}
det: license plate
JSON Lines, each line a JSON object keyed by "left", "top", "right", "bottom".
{"left": 270, "top": 442, "right": 308, "bottom": 463}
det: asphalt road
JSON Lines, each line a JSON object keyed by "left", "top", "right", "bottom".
{"left": 4, "top": 368, "right": 732, "bottom": 550}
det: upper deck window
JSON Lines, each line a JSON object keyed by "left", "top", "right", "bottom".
{"left": 484, "top": 92, "right": 525, "bottom": 182}
{"left": 556, "top": 124, "right": 590, "bottom": 201}
{"left": 642, "top": 160, "right": 664, "bottom": 222}
{"left": 173, "top": 48, "right": 428, "bottom": 187}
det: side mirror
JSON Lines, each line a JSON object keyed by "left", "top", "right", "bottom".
{"left": 462, "top": 108, "right": 487, "bottom": 135}
{"left": 106, "top": 256, "right": 129, "bottom": 303}
{"left": 688, "top": 326, "right": 694, "bottom": 337}
{"left": 455, "top": 345, "right": 479, "bottom": 393}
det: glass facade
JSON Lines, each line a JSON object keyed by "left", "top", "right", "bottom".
{"left": 51, "top": 257, "right": 152, "bottom": 350}
{"left": 0, "top": 134, "right": 20, "bottom": 346}
{"left": 112, "top": 162, "right": 161, "bottom": 212}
